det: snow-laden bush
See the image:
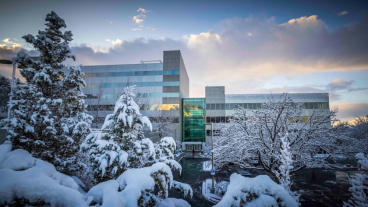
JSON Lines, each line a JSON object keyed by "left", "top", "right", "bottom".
{"left": 0, "top": 141, "right": 190, "bottom": 207}
{"left": 215, "top": 173, "right": 298, "bottom": 207}
{"left": 0, "top": 141, "right": 87, "bottom": 206}
{"left": 343, "top": 153, "right": 368, "bottom": 207}
{"left": 154, "top": 137, "right": 192, "bottom": 198}
{"left": 155, "top": 198, "right": 190, "bottom": 207}
{"left": 215, "top": 181, "right": 229, "bottom": 195}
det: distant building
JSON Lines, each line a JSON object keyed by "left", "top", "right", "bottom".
{"left": 181, "top": 86, "right": 330, "bottom": 151}
{"left": 81, "top": 50, "right": 189, "bottom": 142}
{"left": 81, "top": 51, "right": 330, "bottom": 151}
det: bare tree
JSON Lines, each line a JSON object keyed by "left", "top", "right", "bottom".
{"left": 85, "top": 81, "right": 106, "bottom": 128}
{"left": 214, "top": 93, "right": 340, "bottom": 184}
{"left": 152, "top": 106, "right": 174, "bottom": 139}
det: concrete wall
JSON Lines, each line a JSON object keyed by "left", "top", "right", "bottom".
{"left": 163, "top": 50, "right": 189, "bottom": 142}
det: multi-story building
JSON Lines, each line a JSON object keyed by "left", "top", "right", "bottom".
{"left": 81, "top": 50, "right": 189, "bottom": 142}
{"left": 81, "top": 50, "right": 330, "bottom": 152}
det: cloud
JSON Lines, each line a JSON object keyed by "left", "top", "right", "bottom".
{"left": 131, "top": 28, "right": 143, "bottom": 31}
{"left": 338, "top": 11, "right": 349, "bottom": 16}
{"left": 325, "top": 78, "right": 354, "bottom": 91}
{"left": 133, "top": 15, "right": 144, "bottom": 24}
{"left": 105, "top": 39, "right": 123, "bottom": 47}
{"left": 1, "top": 38, "right": 21, "bottom": 49}
{"left": 182, "top": 14, "right": 368, "bottom": 82}
{"left": 332, "top": 103, "right": 368, "bottom": 122}
{"left": 137, "top": 8, "right": 147, "bottom": 13}
{"left": 1, "top": 14, "right": 368, "bottom": 99}
{"left": 133, "top": 7, "right": 150, "bottom": 25}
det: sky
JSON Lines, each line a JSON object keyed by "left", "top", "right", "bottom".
{"left": 0, "top": 0, "right": 368, "bottom": 123}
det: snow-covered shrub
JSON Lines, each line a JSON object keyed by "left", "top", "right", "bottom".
{"left": 86, "top": 163, "right": 190, "bottom": 207}
{"left": 154, "top": 137, "right": 183, "bottom": 177}
{"left": 343, "top": 153, "right": 368, "bottom": 207}
{"left": 155, "top": 198, "right": 190, "bottom": 207}
{"left": 0, "top": 142, "right": 87, "bottom": 206}
{"left": 0, "top": 142, "right": 190, "bottom": 207}
{"left": 215, "top": 181, "right": 229, "bottom": 195}
{"left": 0, "top": 11, "right": 92, "bottom": 176}
{"left": 155, "top": 137, "right": 177, "bottom": 160}
{"left": 215, "top": 173, "right": 298, "bottom": 207}
{"left": 154, "top": 137, "right": 192, "bottom": 198}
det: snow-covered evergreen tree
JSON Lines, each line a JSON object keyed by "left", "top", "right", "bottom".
{"left": 274, "top": 131, "right": 300, "bottom": 203}
{"left": 82, "top": 86, "right": 192, "bottom": 205}
{"left": 344, "top": 153, "right": 368, "bottom": 207}
{"left": 0, "top": 11, "right": 92, "bottom": 175}
{"left": 82, "top": 85, "right": 154, "bottom": 183}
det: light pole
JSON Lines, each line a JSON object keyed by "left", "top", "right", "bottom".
{"left": 206, "top": 122, "right": 215, "bottom": 193}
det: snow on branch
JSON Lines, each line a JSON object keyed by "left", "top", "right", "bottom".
{"left": 215, "top": 174, "right": 298, "bottom": 207}
{"left": 172, "top": 180, "right": 193, "bottom": 198}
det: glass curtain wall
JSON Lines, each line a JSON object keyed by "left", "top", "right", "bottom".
{"left": 182, "top": 98, "right": 205, "bottom": 142}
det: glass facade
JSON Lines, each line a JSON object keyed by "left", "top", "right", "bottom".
{"left": 182, "top": 98, "right": 206, "bottom": 142}
{"left": 87, "top": 92, "right": 179, "bottom": 99}
{"left": 85, "top": 70, "right": 179, "bottom": 77}
{"left": 86, "top": 81, "right": 179, "bottom": 88}
{"left": 206, "top": 102, "right": 329, "bottom": 110}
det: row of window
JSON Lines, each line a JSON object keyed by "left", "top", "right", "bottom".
{"left": 206, "top": 102, "right": 329, "bottom": 110}
{"left": 86, "top": 81, "right": 180, "bottom": 88}
{"left": 86, "top": 104, "right": 179, "bottom": 111}
{"left": 85, "top": 92, "right": 180, "bottom": 99}
{"left": 91, "top": 116, "right": 180, "bottom": 124}
{"left": 206, "top": 116, "right": 315, "bottom": 123}
{"left": 84, "top": 70, "right": 180, "bottom": 78}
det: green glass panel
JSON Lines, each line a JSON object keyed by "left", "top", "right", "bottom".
{"left": 182, "top": 98, "right": 206, "bottom": 142}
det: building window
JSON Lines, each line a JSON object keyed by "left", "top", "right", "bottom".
{"left": 220, "top": 117, "right": 225, "bottom": 123}
{"left": 216, "top": 104, "right": 220, "bottom": 110}
{"left": 210, "top": 117, "right": 215, "bottom": 123}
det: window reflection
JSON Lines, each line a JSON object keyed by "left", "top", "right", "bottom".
{"left": 182, "top": 98, "right": 206, "bottom": 142}
{"left": 206, "top": 102, "right": 330, "bottom": 110}
{"left": 84, "top": 70, "right": 180, "bottom": 78}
